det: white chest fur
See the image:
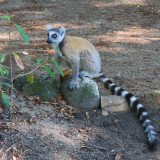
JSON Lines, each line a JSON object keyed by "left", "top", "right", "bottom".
{"left": 52, "top": 43, "right": 70, "bottom": 65}
{"left": 52, "top": 44, "right": 62, "bottom": 57}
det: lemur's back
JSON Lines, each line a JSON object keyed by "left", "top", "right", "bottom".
{"left": 62, "top": 36, "right": 98, "bottom": 56}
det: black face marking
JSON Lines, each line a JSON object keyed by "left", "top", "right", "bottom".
{"left": 52, "top": 34, "right": 57, "bottom": 38}
{"left": 60, "top": 31, "right": 64, "bottom": 36}
{"left": 47, "top": 38, "right": 52, "bottom": 44}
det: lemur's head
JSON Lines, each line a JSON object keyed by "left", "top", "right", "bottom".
{"left": 46, "top": 25, "right": 66, "bottom": 45}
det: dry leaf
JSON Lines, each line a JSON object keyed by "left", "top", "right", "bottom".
{"left": 80, "top": 145, "right": 87, "bottom": 149}
{"left": 12, "top": 155, "right": 17, "bottom": 160}
{"left": 115, "top": 153, "right": 121, "bottom": 160}
{"left": 22, "top": 51, "right": 29, "bottom": 55}
{"left": 14, "top": 54, "right": 24, "bottom": 70}
{"left": 63, "top": 69, "right": 72, "bottom": 76}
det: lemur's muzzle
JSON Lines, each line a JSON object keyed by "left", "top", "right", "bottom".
{"left": 47, "top": 39, "right": 52, "bottom": 44}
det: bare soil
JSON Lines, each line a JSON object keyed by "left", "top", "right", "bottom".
{"left": 0, "top": 0, "right": 160, "bottom": 159}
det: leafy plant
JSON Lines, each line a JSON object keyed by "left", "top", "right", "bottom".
{"left": 0, "top": 54, "right": 16, "bottom": 108}
{"left": 0, "top": 15, "right": 30, "bottom": 43}
{"left": 48, "top": 58, "right": 64, "bottom": 77}
{"left": 1, "top": 91, "right": 10, "bottom": 108}
{"left": 14, "top": 23, "right": 30, "bottom": 43}
{"left": 0, "top": 15, "right": 63, "bottom": 109}
{"left": 0, "top": 15, "right": 30, "bottom": 108}
{"left": 36, "top": 58, "right": 64, "bottom": 79}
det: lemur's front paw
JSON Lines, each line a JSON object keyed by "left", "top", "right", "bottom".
{"left": 68, "top": 81, "right": 76, "bottom": 90}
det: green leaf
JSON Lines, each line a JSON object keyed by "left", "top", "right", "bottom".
{"left": 4, "top": 41, "right": 8, "bottom": 45}
{"left": 27, "top": 73, "right": 34, "bottom": 84}
{"left": 12, "top": 44, "right": 18, "bottom": 48}
{"left": 0, "top": 64, "right": 9, "bottom": 76}
{"left": 36, "top": 59, "right": 44, "bottom": 64}
{"left": 3, "top": 83, "right": 16, "bottom": 91}
{"left": 0, "top": 54, "right": 5, "bottom": 63}
{"left": 48, "top": 58, "right": 64, "bottom": 77}
{"left": 1, "top": 91, "right": 10, "bottom": 108}
{"left": 0, "top": 15, "right": 10, "bottom": 22}
{"left": 14, "top": 23, "right": 30, "bottom": 43}
{"left": 0, "top": 65, "right": 4, "bottom": 76}
{"left": 4, "top": 69, "right": 9, "bottom": 76}
{"left": 41, "top": 66, "right": 56, "bottom": 78}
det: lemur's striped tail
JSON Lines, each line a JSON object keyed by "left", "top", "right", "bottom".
{"left": 100, "top": 75, "right": 157, "bottom": 151}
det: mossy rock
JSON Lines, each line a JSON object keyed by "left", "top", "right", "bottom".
{"left": 14, "top": 76, "right": 60, "bottom": 101}
{"left": 13, "top": 75, "right": 30, "bottom": 90}
{"left": 61, "top": 77, "right": 100, "bottom": 110}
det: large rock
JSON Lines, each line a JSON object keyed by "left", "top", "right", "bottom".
{"left": 101, "top": 95, "right": 129, "bottom": 116}
{"left": 61, "top": 77, "right": 100, "bottom": 110}
{"left": 13, "top": 75, "right": 30, "bottom": 90}
{"left": 14, "top": 76, "right": 60, "bottom": 101}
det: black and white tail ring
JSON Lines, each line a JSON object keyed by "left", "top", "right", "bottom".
{"left": 100, "top": 75, "right": 157, "bottom": 151}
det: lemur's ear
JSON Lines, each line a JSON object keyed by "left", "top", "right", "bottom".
{"left": 59, "top": 26, "right": 65, "bottom": 36}
{"left": 46, "top": 25, "right": 52, "bottom": 30}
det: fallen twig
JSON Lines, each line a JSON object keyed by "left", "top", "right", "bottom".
{"left": 84, "top": 143, "right": 107, "bottom": 151}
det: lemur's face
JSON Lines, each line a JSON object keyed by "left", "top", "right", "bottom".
{"left": 46, "top": 25, "right": 65, "bottom": 45}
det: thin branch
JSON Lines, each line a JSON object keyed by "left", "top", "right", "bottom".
{"left": 13, "top": 60, "right": 48, "bottom": 80}
{"left": 0, "top": 76, "right": 11, "bottom": 81}
{"left": 9, "top": 30, "right": 14, "bottom": 111}
{"left": 84, "top": 143, "right": 107, "bottom": 151}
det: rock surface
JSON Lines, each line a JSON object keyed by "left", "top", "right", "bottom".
{"left": 61, "top": 77, "right": 100, "bottom": 110}
{"left": 14, "top": 76, "right": 60, "bottom": 101}
{"left": 142, "top": 90, "right": 160, "bottom": 109}
{"left": 101, "top": 95, "right": 129, "bottom": 116}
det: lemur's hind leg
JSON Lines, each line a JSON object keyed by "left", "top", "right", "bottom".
{"left": 79, "top": 71, "right": 93, "bottom": 78}
{"left": 79, "top": 49, "right": 101, "bottom": 79}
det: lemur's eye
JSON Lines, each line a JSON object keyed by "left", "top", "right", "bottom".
{"left": 52, "top": 34, "right": 57, "bottom": 38}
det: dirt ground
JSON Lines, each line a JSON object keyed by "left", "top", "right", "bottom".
{"left": 0, "top": 0, "right": 160, "bottom": 159}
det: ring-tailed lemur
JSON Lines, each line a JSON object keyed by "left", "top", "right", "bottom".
{"left": 46, "top": 25, "right": 157, "bottom": 151}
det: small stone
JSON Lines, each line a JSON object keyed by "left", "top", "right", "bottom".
{"left": 61, "top": 100, "right": 67, "bottom": 106}
{"left": 113, "top": 119, "right": 119, "bottom": 124}
{"left": 102, "top": 110, "right": 109, "bottom": 116}
{"left": 101, "top": 95, "right": 129, "bottom": 116}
